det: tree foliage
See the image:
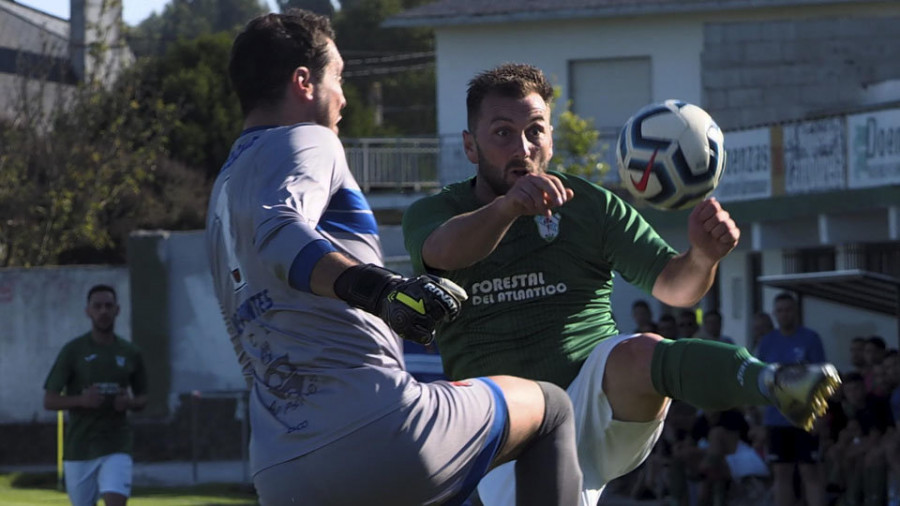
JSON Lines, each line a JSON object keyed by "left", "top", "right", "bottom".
{"left": 333, "top": 0, "right": 436, "bottom": 135}
{"left": 551, "top": 100, "right": 611, "bottom": 182}
{"left": 127, "top": 0, "right": 266, "bottom": 57}
{"left": 0, "top": 68, "right": 178, "bottom": 266}
{"left": 136, "top": 32, "right": 244, "bottom": 179}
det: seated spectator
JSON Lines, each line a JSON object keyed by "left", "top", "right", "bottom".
{"left": 849, "top": 336, "right": 868, "bottom": 375}
{"left": 657, "top": 313, "right": 678, "bottom": 341}
{"left": 697, "top": 409, "right": 772, "bottom": 506}
{"left": 632, "top": 299, "right": 658, "bottom": 333}
{"left": 864, "top": 336, "right": 888, "bottom": 392}
{"left": 827, "top": 372, "right": 894, "bottom": 506}
{"left": 676, "top": 309, "right": 702, "bottom": 340}
{"left": 701, "top": 309, "right": 735, "bottom": 345}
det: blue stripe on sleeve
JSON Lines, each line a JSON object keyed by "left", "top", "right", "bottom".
{"left": 318, "top": 210, "right": 379, "bottom": 235}
{"left": 328, "top": 188, "right": 372, "bottom": 212}
{"left": 288, "top": 239, "right": 338, "bottom": 292}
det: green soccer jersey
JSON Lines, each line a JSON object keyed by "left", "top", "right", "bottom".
{"left": 44, "top": 333, "right": 148, "bottom": 460}
{"left": 403, "top": 172, "right": 677, "bottom": 387}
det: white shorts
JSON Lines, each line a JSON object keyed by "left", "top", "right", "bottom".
{"left": 478, "top": 333, "right": 667, "bottom": 506}
{"left": 64, "top": 453, "right": 133, "bottom": 506}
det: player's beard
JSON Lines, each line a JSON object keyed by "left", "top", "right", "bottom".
{"left": 475, "top": 145, "right": 549, "bottom": 197}
{"left": 92, "top": 318, "right": 115, "bottom": 334}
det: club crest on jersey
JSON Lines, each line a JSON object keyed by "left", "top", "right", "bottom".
{"left": 116, "top": 356, "right": 125, "bottom": 367}
{"left": 534, "top": 213, "right": 560, "bottom": 242}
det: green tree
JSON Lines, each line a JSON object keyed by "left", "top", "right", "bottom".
{"left": 277, "top": 0, "right": 335, "bottom": 17}
{"left": 0, "top": 68, "right": 178, "bottom": 266}
{"left": 136, "top": 32, "right": 243, "bottom": 179}
{"left": 334, "top": 0, "right": 436, "bottom": 135}
{"left": 127, "top": 0, "right": 266, "bottom": 57}
{"left": 551, "top": 99, "right": 611, "bottom": 182}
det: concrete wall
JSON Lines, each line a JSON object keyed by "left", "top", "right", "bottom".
{"left": 703, "top": 16, "right": 900, "bottom": 129}
{"left": 0, "top": 266, "right": 130, "bottom": 423}
{"left": 435, "top": 15, "right": 704, "bottom": 137}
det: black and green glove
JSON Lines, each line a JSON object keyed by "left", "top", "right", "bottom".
{"left": 333, "top": 264, "right": 467, "bottom": 345}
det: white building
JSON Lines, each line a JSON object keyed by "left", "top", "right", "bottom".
{"left": 388, "top": 0, "right": 900, "bottom": 369}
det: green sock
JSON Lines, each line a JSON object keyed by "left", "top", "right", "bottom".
{"left": 650, "top": 338, "right": 770, "bottom": 410}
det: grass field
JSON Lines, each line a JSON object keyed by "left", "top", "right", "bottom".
{"left": 0, "top": 472, "right": 259, "bottom": 506}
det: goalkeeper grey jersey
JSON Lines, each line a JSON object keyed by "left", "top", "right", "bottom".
{"left": 205, "top": 124, "right": 417, "bottom": 475}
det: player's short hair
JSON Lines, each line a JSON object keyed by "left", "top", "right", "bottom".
{"left": 229, "top": 9, "right": 335, "bottom": 116}
{"left": 659, "top": 313, "right": 676, "bottom": 324}
{"left": 632, "top": 299, "right": 650, "bottom": 310}
{"left": 704, "top": 309, "right": 722, "bottom": 321}
{"left": 774, "top": 291, "right": 796, "bottom": 304}
{"left": 87, "top": 284, "right": 117, "bottom": 302}
{"left": 466, "top": 63, "right": 554, "bottom": 132}
{"left": 842, "top": 371, "right": 864, "bottom": 384}
{"left": 867, "top": 335, "right": 886, "bottom": 350}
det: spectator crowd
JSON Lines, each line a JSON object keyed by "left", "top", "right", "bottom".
{"left": 616, "top": 295, "right": 900, "bottom": 506}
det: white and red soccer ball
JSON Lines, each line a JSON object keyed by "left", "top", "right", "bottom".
{"left": 616, "top": 99, "right": 726, "bottom": 210}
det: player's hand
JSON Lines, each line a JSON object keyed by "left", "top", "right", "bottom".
{"left": 114, "top": 392, "right": 131, "bottom": 412}
{"left": 687, "top": 198, "right": 739, "bottom": 264}
{"left": 333, "top": 264, "right": 468, "bottom": 345}
{"left": 80, "top": 385, "right": 103, "bottom": 409}
{"left": 379, "top": 275, "right": 467, "bottom": 345}
{"left": 498, "top": 173, "right": 574, "bottom": 219}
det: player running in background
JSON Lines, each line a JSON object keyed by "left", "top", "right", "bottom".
{"left": 44, "top": 284, "right": 148, "bottom": 506}
{"left": 402, "top": 62, "right": 840, "bottom": 506}
{"left": 205, "top": 13, "right": 581, "bottom": 506}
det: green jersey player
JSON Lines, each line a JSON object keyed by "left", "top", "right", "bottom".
{"left": 44, "top": 284, "right": 148, "bottom": 506}
{"left": 403, "top": 63, "right": 841, "bottom": 506}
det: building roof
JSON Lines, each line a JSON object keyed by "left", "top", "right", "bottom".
{"left": 386, "top": 0, "right": 890, "bottom": 27}
{"left": 0, "top": 0, "right": 69, "bottom": 41}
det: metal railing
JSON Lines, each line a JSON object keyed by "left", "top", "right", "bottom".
{"left": 343, "top": 137, "right": 441, "bottom": 192}
{"left": 343, "top": 133, "right": 621, "bottom": 191}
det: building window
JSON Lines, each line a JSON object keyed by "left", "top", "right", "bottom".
{"left": 568, "top": 57, "right": 651, "bottom": 130}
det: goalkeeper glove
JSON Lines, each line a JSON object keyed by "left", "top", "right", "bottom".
{"left": 333, "top": 264, "right": 467, "bottom": 345}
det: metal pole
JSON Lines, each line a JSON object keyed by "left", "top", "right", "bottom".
{"left": 191, "top": 391, "right": 199, "bottom": 484}
{"left": 57, "top": 410, "right": 64, "bottom": 491}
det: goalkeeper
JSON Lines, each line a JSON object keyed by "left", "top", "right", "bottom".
{"left": 205, "top": 11, "right": 581, "bottom": 506}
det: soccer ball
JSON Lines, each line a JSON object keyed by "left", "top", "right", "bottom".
{"left": 616, "top": 99, "right": 726, "bottom": 210}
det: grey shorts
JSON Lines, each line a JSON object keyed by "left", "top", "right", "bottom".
{"left": 254, "top": 377, "right": 507, "bottom": 506}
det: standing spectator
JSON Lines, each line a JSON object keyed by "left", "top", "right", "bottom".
{"left": 632, "top": 299, "right": 657, "bottom": 333}
{"left": 864, "top": 336, "right": 888, "bottom": 392}
{"left": 701, "top": 309, "right": 735, "bottom": 345}
{"left": 756, "top": 291, "right": 828, "bottom": 506}
{"left": 750, "top": 312, "right": 774, "bottom": 356}
{"left": 43, "top": 284, "right": 148, "bottom": 506}
{"left": 657, "top": 314, "right": 678, "bottom": 341}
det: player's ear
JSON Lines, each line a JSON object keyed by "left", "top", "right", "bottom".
{"left": 462, "top": 130, "right": 478, "bottom": 164}
{"left": 291, "top": 66, "right": 314, "bottom": 100}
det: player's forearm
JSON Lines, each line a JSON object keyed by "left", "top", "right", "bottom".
{"left": 43, "top": 391, "right": 83, "bottom": 411}
{"left": 651, "top": 247, "right": 718, "bottom": 308}
{"left": 422, "top": 198, "right": 519, "bottom": 271}
{"left": 128, "top": 394, "right": 148, "bottom": 412}
{"left": 308, "top": 251, "right": 358, "bottom": 298}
